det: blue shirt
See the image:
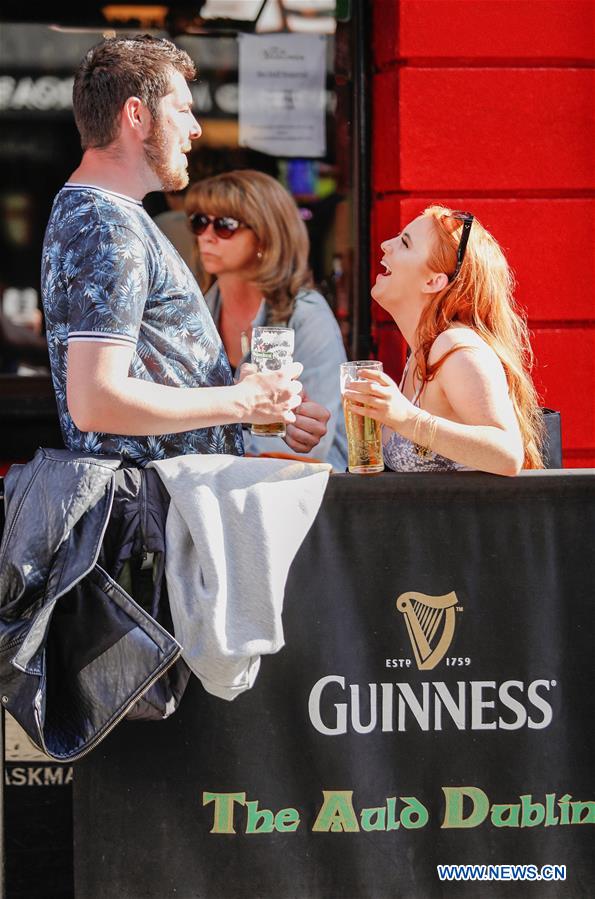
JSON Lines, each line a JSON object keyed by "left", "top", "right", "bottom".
{"left": 41, "top": 184, "right": 244, "bottom": 465}
{"left": 206, "top": 284, "right": 348, "bottom": 471}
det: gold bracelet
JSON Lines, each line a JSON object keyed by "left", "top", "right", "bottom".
{"left": 412, "top": 411, "right": 432, "bottom": 457}
{"left": 425, "top": 414, "right": 438, "bottom": 454}
{"left": 411, "top": 411, "right": 425, "bottom": 447}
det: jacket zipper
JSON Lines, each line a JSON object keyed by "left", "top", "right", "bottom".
{"left": 139, "top": 467, "right": 148, "bottom": 564}
{"left": 34, "top": 641, "right": 182, "bottom": 763}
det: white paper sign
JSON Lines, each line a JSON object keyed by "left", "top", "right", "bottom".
{"left": 238, "top": 34, "right": 327, "bottom": 157}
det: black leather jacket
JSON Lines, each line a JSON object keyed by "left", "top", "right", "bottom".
{"left": 0, "top": 448, "right": 182, "bottom": 762}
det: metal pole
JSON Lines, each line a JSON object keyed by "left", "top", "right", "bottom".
{"left": 0, "top": 478, "right": 5, "bottom": 899}
{"left": 350, "top": 0, "right": 372, "bottom": 360}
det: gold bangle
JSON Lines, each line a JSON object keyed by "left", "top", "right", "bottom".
{"left": 412, "top": 411, "right": 433, "bottom": 457}
{"left": 411, "top": 411, "right": 425, "bottom": 447}
{"left": 425, "top": 414, "right": 438, "bottom": 454}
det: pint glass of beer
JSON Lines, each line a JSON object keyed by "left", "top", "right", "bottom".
{"left": 250, "top": 326, "right": 295, "bottom": 437}
{"left": 340, "top": 360, "right": 385, "bottom": 474}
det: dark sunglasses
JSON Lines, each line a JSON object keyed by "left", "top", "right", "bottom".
{"left": 443, "top": 211, "right": 474, "bottom": 283}
{"left": 188, "top": 212, "right": 250, "bottom": 239}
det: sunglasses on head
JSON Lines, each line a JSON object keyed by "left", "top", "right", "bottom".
{"left": 441, "top": 211, "right": 474, "bottom": 283}
{"left": 188, "top": 212, "right": 250, "bottom": 239}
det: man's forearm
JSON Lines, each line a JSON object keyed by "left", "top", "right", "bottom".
{"left": 69, "top": 377, "right": 246, "bottom": 435}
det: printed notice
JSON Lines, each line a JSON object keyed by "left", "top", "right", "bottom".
{"left": 238, "top": 33, "right": 327, "bottom": 157}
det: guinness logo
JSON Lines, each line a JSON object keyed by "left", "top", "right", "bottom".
{"left": 396, "top": 591, "right": 461, "bottom": 670}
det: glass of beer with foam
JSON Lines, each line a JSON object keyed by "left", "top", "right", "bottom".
{"left": 250, "top": 326, "right": 295, "bottom": 437}
{"left": 340, "top": 360, "right": 385, "bottom": 474}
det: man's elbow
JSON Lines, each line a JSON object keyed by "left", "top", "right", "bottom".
{"left": 67, "top": 387, "right": 112, "bottom": 433}
{"left": 68, "top": 402, "right": 101, "bottom": 433}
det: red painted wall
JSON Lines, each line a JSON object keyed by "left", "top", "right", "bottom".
{"left": 370, "top": 0, "right": 595, "bottom": 467}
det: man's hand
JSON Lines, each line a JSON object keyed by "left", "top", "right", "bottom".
{"left": 284, "top": 395, "right": 330, "bottom": 454}
{"left": 236, "top": 361, "right": 304, "bottom": 425}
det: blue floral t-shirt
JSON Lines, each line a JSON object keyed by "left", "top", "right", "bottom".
{"left": 41, "top": 184, "right": 244, "bottom": 465}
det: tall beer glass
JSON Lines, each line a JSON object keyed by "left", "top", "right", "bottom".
{"left": 340, "top": 360, "right": 385, "bottom": 474}
{"left": 250, "top": 326, "right": 295, "bottom": 437}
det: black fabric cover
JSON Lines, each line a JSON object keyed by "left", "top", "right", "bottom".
{"left": 74, "top": 470, "right": 595, "bottom": 898}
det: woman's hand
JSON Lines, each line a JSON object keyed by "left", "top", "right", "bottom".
{"left": 342, "top": 368, "right": 416, "bottom": 431}
{"left": 284, "top": 393, "right": 330, "bottom": 454}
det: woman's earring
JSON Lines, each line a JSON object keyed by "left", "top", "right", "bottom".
{"left": 256, "top": 250, "right": 263, "bottom": 260}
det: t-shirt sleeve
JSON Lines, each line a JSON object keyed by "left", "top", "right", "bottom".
{"left": 64, "top": 220, "right": 149, "bottom": 350}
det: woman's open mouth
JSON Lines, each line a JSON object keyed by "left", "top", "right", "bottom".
{"left": 377, "top": 259, "right": 392, "bottom": 279}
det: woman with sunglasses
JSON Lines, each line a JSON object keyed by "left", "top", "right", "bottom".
{"left": 185, "top": 169, "right": 348, "bottom": 470}
{"left": 343, "top": 205, "right": 543, "bottom": 475}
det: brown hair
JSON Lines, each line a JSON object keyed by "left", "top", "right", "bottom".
{"left": 417, "top": 205, "right": 544, "bottom": 469}
{"left": 73, "top": 34, "right": 196, "bottom": 150}
{"left": 185, "top": 169, "right": 312, "bottom": 323}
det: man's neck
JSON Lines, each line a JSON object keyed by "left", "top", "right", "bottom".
{"left": 68, "top": 146, "right": 158, "bottom": 202}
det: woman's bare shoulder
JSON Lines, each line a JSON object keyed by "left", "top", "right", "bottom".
{"left": 430, "top": 328, "right": 508, "bottom": 396}
{"left": 429, "top": 327, "right": 493, "bottom": 363}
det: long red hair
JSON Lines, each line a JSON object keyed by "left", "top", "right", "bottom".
{"left": 415, "top": 205, "right": 544, "bottom": 468}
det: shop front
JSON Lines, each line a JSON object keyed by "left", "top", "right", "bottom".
{"left": 0, "top": 0, "right": 371, "bottom": 471}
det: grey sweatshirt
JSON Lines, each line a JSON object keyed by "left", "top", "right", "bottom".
{"left": 149, "top": 453, "right": 331, "bottom": 700}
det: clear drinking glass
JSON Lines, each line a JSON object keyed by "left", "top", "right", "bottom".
{"left": 250, "top": 326, "right": 295, "bottom": 437}
{"left": 340, "top": 360, "right": 385, "bottom": 474}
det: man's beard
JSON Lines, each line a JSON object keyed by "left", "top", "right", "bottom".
{"left": 144, "top": 116, "right": 189, "bottom": 192}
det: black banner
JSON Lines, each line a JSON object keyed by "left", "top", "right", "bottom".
{"left": 74, "top": 471, "right": 595, "bottom": 898}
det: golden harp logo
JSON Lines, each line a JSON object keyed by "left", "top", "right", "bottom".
{"left": 396, "top": 591, "right": 461, "bottom": 670}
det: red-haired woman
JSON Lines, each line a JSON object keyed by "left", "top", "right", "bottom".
{"left": 343, "top": 206, "right": 543, "bottom": 475}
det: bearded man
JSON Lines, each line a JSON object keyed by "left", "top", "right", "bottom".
{"left": 41, "top": 34, "right": 328, "bottom": 465}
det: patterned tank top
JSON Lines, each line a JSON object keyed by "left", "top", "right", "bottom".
{"left": 383, "top": 356, "right": 471, "bottom": 472}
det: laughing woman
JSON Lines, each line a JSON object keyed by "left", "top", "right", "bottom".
{"left": 343, "top": 206, "right": 543, "bottom": 475}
